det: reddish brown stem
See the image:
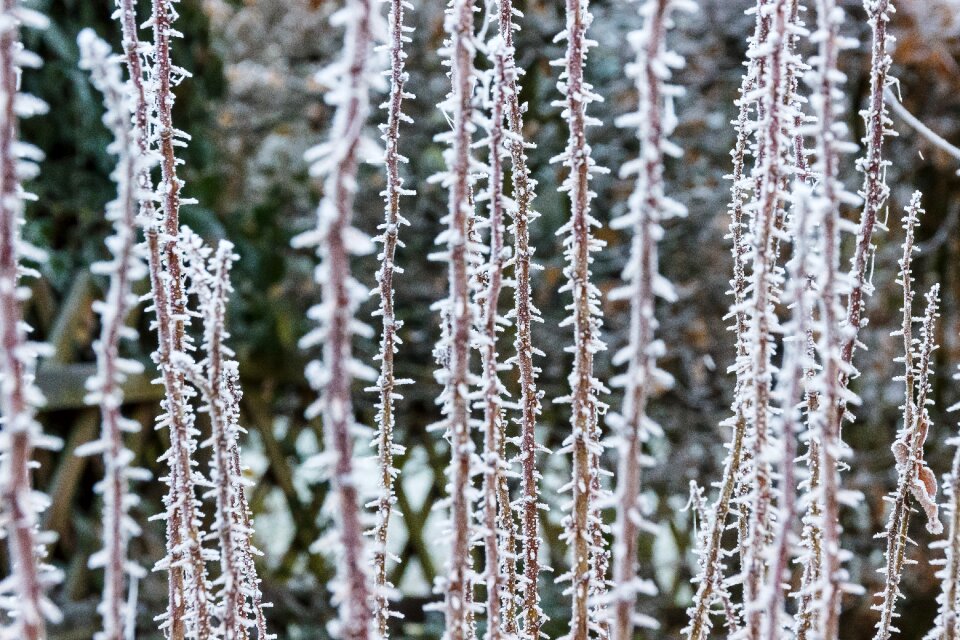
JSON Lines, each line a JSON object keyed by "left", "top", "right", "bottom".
{"left": 0, "top": 1, "right": 52, "bottom": 637}
{"left": 495, "top": 1, "right": 547, "bottom": 635}
{"left": 370, "top": 0, "right": 411, "bottom": 634}
{"left": 440, "top": 2, "right": 478, "bottom": 639}
{"left": 558, "top": 0, "right": 609, "bottom": 636}
{"left": 146, "top": 2, "right": 213, "bottom": 636}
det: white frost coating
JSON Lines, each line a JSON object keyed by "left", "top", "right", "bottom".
{"left": 145, "top": 1, "right": 215, "bottom": 636}
{"left": 0, "top": 2, "right": 61, "bottom": 639}
{"left": 77, "top": 29, "right": 151, "bottom": 640}
{"left": 734, "top": 0, "right": 802, "bottom": 637}
{"left": 608, "top": 1, "right": 692, "bottom": 639}
{"left": 926, "top": 330, "right": 960, "bottom": 640}
{"left": 551, "top": 0, "right": 612, "bottom": 637}
{"left": 428, "top": 1, "right": 483, "bottom": 638}
{"left": 491, "top": 1, "right": 549, "bottom": 635}
{"left": 761, "top": 183, "right": 814, "bottom": 640}
{"left": 798, "top": 1, "right": 863, "bottom": 638}
{"left": 179, "top": 232, "right": 272, "bottom": 640}
{"left": 366, "top": 0, "right": 414, "bottom": 633}
{"left": 471, "top": 32, "right": 520, "bottom": 640}
{"left": 291, "top": 0, "right": 385, "bottom": 637}
{"left": 873, "top": 193, "right": 942, "bottom": 640}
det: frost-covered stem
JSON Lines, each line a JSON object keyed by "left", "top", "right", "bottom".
{"left": 938, "top": 458, "right": 960, "bottom": 640}
{"left": 740, "top": 2, "right": 791, "bottom": 637}
{"left": 729, "top": 0, "right": 774, "bottom": 574}
{"left": 117, "top": 0, "right": 149, "bottom": 160}
{"left": 478, "top": 40, "right": 512, "bottom": 640}
{"left": 794, "top": 0, "right": 855, "bottom": 634}
{"left": 294, "top": 0, "right": 380, "bottom": 636}
{"left": 785, "top": 0, "right": 809, "bottom": 181}
{"left": 795, "top": 328, "right": 823, "bottom": 640}
{"left": 437, "top": 1, "right": 479, "bottom": 638}
{"left": 146, "top": 1, "right": 213, "bottom": 636}
{"left": 763, "top": 186, "right": 811, "bottom": 640}
{"left": 554, "top": 0, "right": 609, "bottom": 636}
{"left": 494, "top": 1, "right": 547, "bottom": 635}
{"left": 609, "top": 1, "right": 689, "bottom": 637}
{"left": 225, "top": 405, "right": 269, "bottom": 640}
{"left": 78, "top": 30, "right": 149, "bottom": 640}
{"left": 815, "top": 141, "right": 845, "bottom": 640}
{"left": 0, "top": 1, "right": 56, "bottom": 637}
{"left": 883, "top": 87, "right": 960, "bottom": 164}
{"left": 206, "top": 255, "right": 244, "bottom": 640}
{"left": 803, "top": 0, "right": 860, "bottom": 636}
{"left": 152, "top": 0, "right": 187, "bottom": 250}
{"left": 875, "top": 268, "right": 942, "bottom": 640}
{"left": 145, "top": 226, "right": 213, "bottom": 640}
{"left": 684, "top": 5, "right": 768, "bottom": 637}
{"left": 370, "top": 0, "right": 413, "bottom": 633}
{"left": 873, "top": 196, "right": 920, "bottom": 639}
{"left": 842, "top": 0, "right": 895, "bottom": 379}
{"left": 185, "top": 241, "right": 248, "bottom": 640}
{"left": 930, "top": 358, "right": 960, "bottom": 640}
{"left": 178, "top": 238, "right": 270, "bottom": 640}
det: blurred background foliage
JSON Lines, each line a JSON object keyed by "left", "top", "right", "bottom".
{"left": 12, "top": 0, "right": 960, "bottom": 637}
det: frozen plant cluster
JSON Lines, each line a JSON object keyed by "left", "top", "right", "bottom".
{"left": 5, "top": 0, "right": 960, "bottom": 639}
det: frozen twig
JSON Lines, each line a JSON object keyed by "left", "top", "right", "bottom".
{"left": 762, "top": 184, "right": 814, "bottom": 640}
{"left": 840, "top": 0, "right": 896, "bottom": 395}
{"left": 608, "top": 1, "right": 691, "bottom": 638}
{"left": 145, "top": 1, "right": 215, "bottom": 636}
{"left": 475, "top": 36, "right": 517, "bottom": 640}
{"left": 883, "top": 87, "right": 960, "bottom": 167}
{"left": 77, "top": 29, "right": 150, "bottom": 640}
{"left": 493, "top": 1, "right": 549, "bottom": 635}
{"left": 179, "top": 234, "right": 272, "bottom": 640}
{"left": 927, "top": 339, "right": 960, "bottom": 640}
{"left": 429, "top": 1, "right": 482, "bottom": 638}
{"left": 874, "top": 195, "right": 942, "bottom": 640}
{"left": 0, "top": 1, "right": 61, "bottom": 638}
{"left": 552, "top": 0, "right": 611, "bottom": 636}
{"left": 737, "top": 1, "right": 797, "bottom": 636}
{"left": 367, "top": 0, "right": 414, "bottom": 633}
{"left": 291, "top": 0, "right": 385, "bottom": 637}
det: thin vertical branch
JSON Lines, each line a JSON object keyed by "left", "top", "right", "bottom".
{"left": 762, "top": 184, "right": 813, "bottom": 640}
{"left": 843, "top": 0, "right": 895, "bottom": 373}
{"left": 0, "top": 2, "right": 60, "bottom": 638}
{"left": 224, "top": 367, "right": 271, "bottom": 640}
{"left": 609, "top": 1, "right": 691, "bottom": 638}
{"left": 475, "top": 37, "right": 515, "bottom": 640}
{"left": 146, "top": 1, "right": 214, "bottom": 636}
{"left": 493, "top": 1, "right": 548, "bottom": 636}
{"left": 432, "top": 0, "right": 480, "bottom": 637}
{"left": 368, "top": 0, "right": 414, "bottom": 634}
{"left": 928, "top": 355, "right": 960, "bottom": 640}
{"left": 791, "top": 0, "right": 858, "bottom": 631}
{"left": 113, "top": 4, "right": 195, "bottom": 631}
{"left": 874, "top": 197, "right": 942, "bottom": 639}
{"left": 291, "top": 0, "right": 383, "bottom": 637}
{"left": 179, "top": 235, "right": 271, "bottom": 640}
{"left": 77, "top": 30, "right": 150, "bottom": 640}
{"left": 684, "top": 3, "right": 770, "bottom": 634}
{"left": 738, "top": 2, "right": 795, "bottom": 636}
{"left": 552, "top": 0, "right": 610, "bottom": 637}
{"left": 801, "top": 0, "right": 862, "bottom": 637}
